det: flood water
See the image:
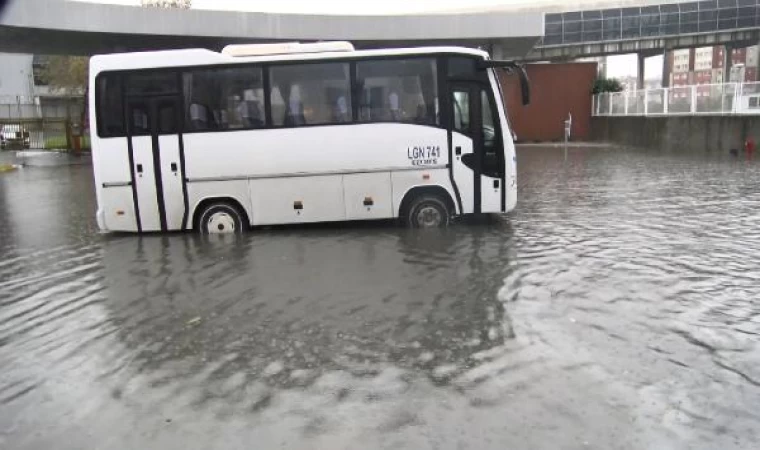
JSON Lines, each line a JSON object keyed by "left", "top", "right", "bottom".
{"left": 1, "top": 147, "right": 759, "bottom": 449}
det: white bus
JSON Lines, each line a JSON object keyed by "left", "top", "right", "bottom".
{"left": 88, "top": 42, "right": 529, "bottom": 233}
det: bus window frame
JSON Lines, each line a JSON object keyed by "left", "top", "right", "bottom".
{"left": 94, "top": 53, "right": 490, "bottom": 139}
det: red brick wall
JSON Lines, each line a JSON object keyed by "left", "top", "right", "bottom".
{"left": 732, "top": 48, "right": 747, "bottom": 65}
{"left": 713, "top": 46, "right": 724, "bottom": 69}
{"left": 499, "top": 62, "right": 597, "bottom": 142}
{"left": 746, "top": 67, "right": 758, "bottom": 82}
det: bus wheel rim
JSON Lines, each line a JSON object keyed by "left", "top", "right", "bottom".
{"left": 416, "top": 205, "right": 442, "bottom": 228}
{"left": 206, "top": 212, "right": 236, "bottom": 234}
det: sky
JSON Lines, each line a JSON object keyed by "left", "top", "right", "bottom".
{"left": 75, "top": 0, "right": 667, "bottom": 80}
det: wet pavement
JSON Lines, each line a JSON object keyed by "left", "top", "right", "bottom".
{"left": 1, "top": 146, "right": 759, "bottom": 449}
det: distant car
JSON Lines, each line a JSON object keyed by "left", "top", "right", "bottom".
{"left": 0, "top": 124, "right": 31, "bottom": 149}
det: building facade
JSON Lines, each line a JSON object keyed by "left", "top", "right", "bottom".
{"left": 0, "top": 53, "right": 35, "bottom": 102}
{"left": 666, "top": 44, "right": 759, "bottom": 90}
{"left": 0, "top": 53, "right": 82, "bottom": 112}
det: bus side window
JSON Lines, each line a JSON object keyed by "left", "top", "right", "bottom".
{"left": 356, "top": 58, "right": 438, "bottom": 125}
{"left": 96, "top": 74, "right": 125, "bottom": 137}
{"left": 183, "top": 67, "right": 264, "bottom": 132}
{"left": 269, "top": 63, "right": 351, "bottom": 127}
{"left": 481, "top": 89, "right": 499, "bottom": 153}
{"left": 452, "top": 90, "right": 470, "bottom": 134}
{"left": 129, "top": 105, "right": 149, "bottom": 135}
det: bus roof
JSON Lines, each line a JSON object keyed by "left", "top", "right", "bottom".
{"left": 90, "top": 45, "right": 490, "bottom": 73}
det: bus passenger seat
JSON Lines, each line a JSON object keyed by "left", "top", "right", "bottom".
{"left": 189, "top": 103, "right": 209, "bottom": 130}
{"left": 284, "top": 102, "right": 305, "bottom": 126}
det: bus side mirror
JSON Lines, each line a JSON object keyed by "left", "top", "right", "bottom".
{"left": 517, "top": 65, "right": 531, "bottom": 106}
{"left": 479, "top": 60, "right": 531, "bottom": 106}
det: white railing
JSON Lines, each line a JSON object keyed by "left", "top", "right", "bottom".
{"left": 593, "top": 82, "right": 760, "bottom": 117}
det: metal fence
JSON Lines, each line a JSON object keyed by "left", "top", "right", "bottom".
{"left": 0, "top": 119, "right": 72, "bottom": 150}
{"left": 593, "top": 82, "right": 760, "bottom": 116}
{"left": 0, "top": 99, "right": 86, "bottom": 150}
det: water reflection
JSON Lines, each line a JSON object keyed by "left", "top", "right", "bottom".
{"left": 97, "top": 225, "right": 516, "bottom": 399}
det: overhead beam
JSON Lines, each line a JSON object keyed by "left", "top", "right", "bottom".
{"left": 526, "top": 29, "right": 760, "bottom": 62}
{"left": 0, "top": 0, "right": 543, "bottom": 56}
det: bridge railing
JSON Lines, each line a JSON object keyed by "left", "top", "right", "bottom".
{"left": 593, "top": 82, "right": 760, "bottom": 117}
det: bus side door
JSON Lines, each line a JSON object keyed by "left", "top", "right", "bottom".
{"left": 127, "top": 96, "right": 186, "bottom": 232}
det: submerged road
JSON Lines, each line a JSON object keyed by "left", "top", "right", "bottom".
{"left": 1, "top": 146, "right": 759, "bottom": 449}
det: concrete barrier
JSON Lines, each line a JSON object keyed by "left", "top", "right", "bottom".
{"left": 590, "top": 116, "right": 760, "bottom": 152}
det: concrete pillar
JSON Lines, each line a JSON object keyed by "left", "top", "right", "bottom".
{"left": 637, "top": 53, "right": 646, "bottom": 89}
{"left": 598, "top": 56, "right": 608, "bottom": 78}
{"left": 662, "top": 48, "right": 670, "bottom": 88}
{"left": 725, "top": 44, "right": 733, "bottom": 82}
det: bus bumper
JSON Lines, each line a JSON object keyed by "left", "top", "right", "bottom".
{"left": 96, "top": 208, "right": 107, "bottom": 231}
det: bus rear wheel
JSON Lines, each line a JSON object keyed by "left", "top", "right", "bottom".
{"left": 196, "top": 202, "right": 246, "bottom": 234}
{"left": 404, "top": 195, "right": 451, "bottom": 228}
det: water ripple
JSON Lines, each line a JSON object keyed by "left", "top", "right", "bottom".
{"left": 1, "top": 150, "right": 759, "bottom": 448}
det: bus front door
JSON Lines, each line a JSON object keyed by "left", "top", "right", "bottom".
{"left": 127, "top": 96, "right": 186, "bottom": 232}
{"left": 450, "top": 82, "right": 484, "bottom": 214}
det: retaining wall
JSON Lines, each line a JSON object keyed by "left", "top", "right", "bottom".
{"left": 590, "top": 116, "right": 760, "bottom": 152}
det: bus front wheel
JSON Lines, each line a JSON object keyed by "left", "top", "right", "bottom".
{"left": 404, "top": 195, "right": 451, "bottom": 228}
{"left": 196, "top": 202, "right": 246, "bottom": 234}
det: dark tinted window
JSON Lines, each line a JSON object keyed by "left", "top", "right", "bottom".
{"left": 717, "top": 19, "right": 736, "bottom": 30}
{"left": 583, "top": 10, "right": 602, "bottom": 19}
{"left": 96, "top": 73, "right": 124, "bottom": 137}
{"left": 269, "top": 63, "right": 351, "bottom": 127}
{"left": 583, "top": 20, "right": 602, "bottom": 31}
{"left": 662, "top": 13, "right": 680, "bottom": 25}
{"left": 452, "top": 90, "right": 470, "bottom": 134}
{"left": 699, "top": 0, "right": 718, "bottom": 9}
{"left": 183, "top": 67, "right": 264, "bottom": 131}
{"left": 737, "top": 15, "right": 755, "bottom": 27}
{"left": 564, "top": 21, "right": 582, "bottom": 33}
{"left": 684, "top": 11, "right": 700, "bottom": 22}
{"left": 126, "top": 72, "right": 177, "bottom": 96}
{"left": 622, "top": 7, "right": 640, "bottom": 16}
{"left": 157, "top": 100, "right": 178, "bottom": 135}
{"left": 356, "top": 58, "right": 438, "bottom": 125}
{"left": 128, "top": 100, "right": 150, "bottom": 136}
{"left": 447, "top": 57, "right": 478, "bottom": 78}
{"left": 546, "top": 23, "right": 563, "bottom": 35}
{"left": 584, "top": 30, "right": 603, "bottom": 41}
{"left": 700, "top": 10, "right": 718, "bottom": 20}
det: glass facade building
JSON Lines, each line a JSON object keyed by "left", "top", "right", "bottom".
{"left": 543, "top": 0, "right": 760, "bottom": 46}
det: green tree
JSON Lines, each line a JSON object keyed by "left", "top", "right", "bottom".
{"left": 39, "top": 55, "right": 89, "bottom": 96}
{"left": 39, "top": 56, "right": 89, "bottom": 151}
{"left": 591, "top": 78, "right": 624, "bottom": 95}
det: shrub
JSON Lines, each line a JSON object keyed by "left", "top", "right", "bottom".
{"left": 592, "top": 78, "right": 624, "bottom": 95}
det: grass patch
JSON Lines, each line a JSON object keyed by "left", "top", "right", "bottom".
{"left": 44, "top": 135, "right": 91, "bottom": 150}
{"left": 0, "top": 164, "right": 18, "bottom": 173}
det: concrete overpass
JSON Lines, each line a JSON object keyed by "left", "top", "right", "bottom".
{"left": 0, "top": 0, "right": 544, "bottom": 58}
